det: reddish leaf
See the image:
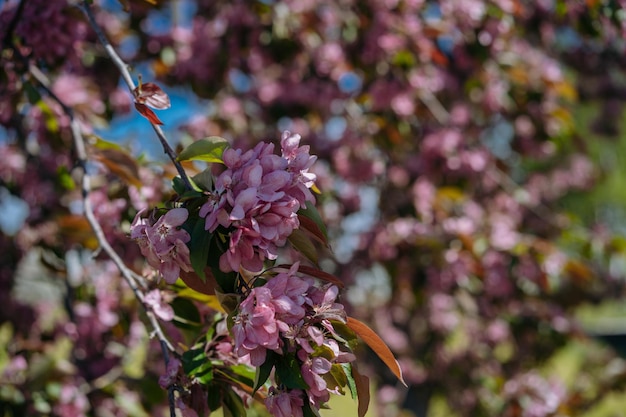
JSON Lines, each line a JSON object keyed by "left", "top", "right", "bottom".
{"left": 298, "top": 214, "right": 329, "bottom": 246}
{"left": 134, "top": 102, "right": 164, "bottom": 125}
{"left": 93, "top": 148, "right": 142, "bottom": 187}
{"left": 297, "top": 202, "right": 329, "bottom": 244}
{"left": 346, "top": 317, "right": 406, "bottom": 386}
{"left": 179, "top": 267, "right": 217, "bottom": 295}
{"left": 351, "top": 364, "right": 370, "bottom": 417}
{"left": 275, "top": 264, "right": 344, "bottom": 288}
{"left": 133, "top": 82, "right": 171, "bottom": 109}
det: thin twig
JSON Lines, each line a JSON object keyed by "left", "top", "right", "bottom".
{"left": 79, "top": 0, "right": 193, "bottom": 191}
{"left": 28, "top": 65, "right": 179, "bottom": 417}
{"left": 26, "top": 62, "right": 176, "bottom": 356}
{"left": 417, "top": 88, "right": 451, "bottom": 125}
{"left": 159, "top": 340, "right": 178, "bottom": 417}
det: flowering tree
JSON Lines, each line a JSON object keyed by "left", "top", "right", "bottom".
{"left": 0, "top": 1, "right": 405, "bottom": 416}
{"left": 3, "top": 0, "right": 626, "bottom": 417}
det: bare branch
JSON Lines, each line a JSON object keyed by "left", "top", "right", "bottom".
{"left": 26, "top": 61, "right": 176, "bottom": 353}
{"left": 79, "top": 0, "right": 193, "bottom": 191}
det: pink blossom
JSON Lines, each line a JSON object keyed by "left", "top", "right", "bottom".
{"left": 232, "top": 287, "right": 282, "bottom": 366}
{"left": 307, "top": 283, "right": 346, "bottom": 322}
{"left": 130, "top": 208, "right": 193, "bottom": 283}
{"left": 265, "top": 387, "right": 304, "bottom": 417}
{"left": 264, "top": 264, "right": 309, "bottom": 325}
{"left": 52, "top": 384, "right": 89, "bottom": 417}
{"left": 199, "top": 132, "right": 317, "bottom": 272}
{"left": 298, "top": 350, "right": 332, "bottom": 406}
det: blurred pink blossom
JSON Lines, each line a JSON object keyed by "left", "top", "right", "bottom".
{"left": 144, "top": 289, "right": 175, "bottom": 321}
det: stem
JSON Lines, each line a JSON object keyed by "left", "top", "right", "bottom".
{"left": 160, "top": 340, "right": 178, "bottom": 417}
{"left": 79, "top": 0, "right": 193, "bottom": 191}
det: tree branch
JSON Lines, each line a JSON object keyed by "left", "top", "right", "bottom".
{"left": 26, "top": 60, "right": 176, "bottom": 356}
{"left": 79, "top": 0, "right": 193, "bottom": 191}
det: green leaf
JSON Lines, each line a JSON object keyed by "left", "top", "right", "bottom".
{"left": 194, "top": 364, "right": 215, "bottom": 384}
{"left": 329, "top": 320, "right": 358, "bottom": 346}
{"left": 56, "top": 166, "right": 76, "bottom": 190}
{"left": 204, "top": 230, "right": 239, "bottom": 294}
{"left": 192, "top": 169, "right": 214, "bottom": 192}
{"left": 189, "top": 218, "right": 212, "bottom": 282}
{"left": 228, "top": 364, "right": 256, "bottom": 386}
{"left": 171, "top": 297, "right": 202, "bottom": 329}
{"left": 24, "top": 82, "right": 42, "bottom": 104}
{"left": 303, "top": 402, "right": 322, "bottom": 417}
{"left": 91, "top": 135, "right": 123, "bottom": 151}
{"left": 177, "top": 136, "right": 229, "bottom": 163}
{"left": 0, "top": 322, "right": 13, "bottom": 373}
{"left": 37, "top": 101, "right": 59, "bottom": 133}
{"left": 288, "top": 228, "right": 319, "bottom": 265}
{"left": 312, "top": 344, "right": 335, "bottom": 361}
{"left": 275, "top": 354, "right": 308, "bottom": 390}
{"left": 177, "top": 189, "right": 205, "bottom": 204}
{"left": 206, "top": 382, "right": 222, "bottom": 411}
{"left": 328, "top": 364, "right": 348, "bottom": 392}
{"left": 172, "top": 176, "right": 188, "bottom": 195}
{"left": 342, "top": 363, "right": 358, "bottom": 399}
{"left": 253, "top": 351, "right": 277, "bottom": 394}
{"left": 222, "top": 388, "right": 246, "bottom": 417}
{"left": 298, "top": 201, "right": 329, "bottom": 243}
{"left": 181, "top": 347, "right": 214, "bottom": 383}
{"left": 182, "top": 347, "right": 206, "bottom": 374}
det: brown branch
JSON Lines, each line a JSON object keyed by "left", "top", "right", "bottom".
{"left": 79, "top": 0, "right": 193, "bottom": 191}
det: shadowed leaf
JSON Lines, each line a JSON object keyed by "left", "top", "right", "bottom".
{"left": 93, "top": 148, "right": 142, "bottom": 187}
{"left": 288, "top": 228, "right": 319, "bottom": 265}
{"left": 298, "top": 202, "right": 328, "bottom": 243}
{"left": 253, "top": 351, "right": 276, "bottom": 394}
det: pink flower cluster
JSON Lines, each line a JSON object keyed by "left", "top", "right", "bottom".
{"left": 231, "top": 264, "right": 355, "bottom": 414}
{"left": 130, "top": 208, "right": 193, "bottom": 283}
{"left": 199, "top": 131, "right": 316, "bottom": 272}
